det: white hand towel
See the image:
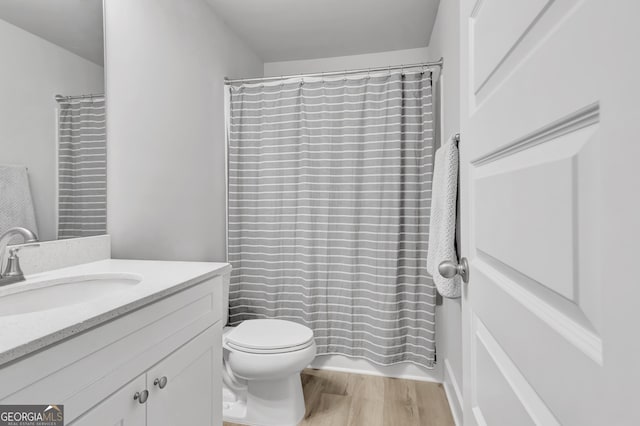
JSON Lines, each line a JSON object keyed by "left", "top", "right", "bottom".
{"left": 426, "top": 136, "right": 461, "bottom": 298}
{"left": 0, "top": 165, "right": 39, "bottom": 242}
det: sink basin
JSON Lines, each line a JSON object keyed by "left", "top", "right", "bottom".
{"left": 0, "top": 273, "right": 142, "bottom": 316}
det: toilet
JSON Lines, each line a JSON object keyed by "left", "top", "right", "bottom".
{"left": 221, "top": 274, "right": 317, "bottom": 426}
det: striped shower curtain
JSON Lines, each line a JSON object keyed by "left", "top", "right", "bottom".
{"left": 57, "top": 97, "right": 107, "bottom": 239}
{"left": 227, "top": 72, "right": 436, "bottom": 367}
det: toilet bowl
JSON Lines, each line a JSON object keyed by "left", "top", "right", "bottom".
{"left": 221, "top": 275, "right": 316, "bottom": 426}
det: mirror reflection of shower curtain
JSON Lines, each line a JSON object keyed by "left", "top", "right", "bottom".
{"left": 227, "top": 71, "right": 436, "bottom": 368}
{"left": 57, "top": 96, "right": 106, "bottom": 239}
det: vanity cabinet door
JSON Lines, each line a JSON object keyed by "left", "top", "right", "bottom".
{"left": 146, "top": 324, "right": 221, "bottom": 426}
{"left": 71, "top": 375, "right": 147, "bottom": 426}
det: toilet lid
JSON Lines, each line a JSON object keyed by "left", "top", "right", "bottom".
{"left": 225, "top": 319, "right": 314, "bottom": 351}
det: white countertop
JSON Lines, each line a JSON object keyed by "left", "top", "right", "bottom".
{"left": 0, "top": 259, "right": 230, "bottom": 366}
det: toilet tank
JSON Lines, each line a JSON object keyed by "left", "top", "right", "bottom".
{"left": 221, "top": 270, "right": 230, "bottom": 325}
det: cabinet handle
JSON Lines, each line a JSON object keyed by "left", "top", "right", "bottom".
{"left": 133, "top": 390, "right": 149, "bottom": 404}
{"left": 154, "top": 376, "right": 168, "bottom": 389}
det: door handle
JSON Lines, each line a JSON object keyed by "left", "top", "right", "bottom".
{"left": 438, "top": 258, "right": 469, "bottom": 283}
{"left": 133, "top": 390, "right": 149, "bottom": 404}
{"left": 154, "top": 376, "right": 168, "bottom": 389}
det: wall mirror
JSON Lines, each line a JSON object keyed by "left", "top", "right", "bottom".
{"left": 0, "top": 0, "right": 105, "bottom": 242}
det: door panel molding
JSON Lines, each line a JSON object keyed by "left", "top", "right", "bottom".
{"left": 471, "top": 264, "right": 602, "bottom": 424}
{"left": 471, "top": 103, "right": 598, "bottom": 166}
{"left": 470, "top": 0, "right": 585, "bottom": 106}
{"left": 471, "top": 0, "right": 553, "bottom": 96}
{"left": 472, "top": 121, "right": 601, "bottom": 311}
{"left": 473, "top": 316, "right": 561, "bottom": 426}
{"left": 473, "top": 254, "right": 602, "bottom": 364}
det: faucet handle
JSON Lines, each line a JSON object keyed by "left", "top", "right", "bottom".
{"left": 3, "top": 243, "right": 39, "bottom": 279}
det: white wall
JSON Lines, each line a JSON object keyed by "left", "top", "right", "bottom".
{"left": 104, "top": 0, "right": 263, "bottom": 261}
{"left": 0, "top": 19, "right": 104, "bottom": 241}
{"left": 427, "top": 0, "right": 463, "bottom": 423}
{"left": 264, "top": 47, "right": 429, "bottom": 76}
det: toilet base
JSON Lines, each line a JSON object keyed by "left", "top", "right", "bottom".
{"left": 223, "top": 374, "right": 306, "bottom": 426}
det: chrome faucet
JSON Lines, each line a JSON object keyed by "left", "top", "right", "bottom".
{"left": 0, "top": 227, "right": 39, "bottom": 286}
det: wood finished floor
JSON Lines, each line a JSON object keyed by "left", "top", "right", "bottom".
{"left": 224, "top": 368, "right": 456, "bottom": 426}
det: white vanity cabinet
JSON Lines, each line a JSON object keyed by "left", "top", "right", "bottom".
{"left": 0, "top": 273, "right": 225, "bottom": 426}
{"left": 73, "top": 325, "right": 221, "bottom": 426}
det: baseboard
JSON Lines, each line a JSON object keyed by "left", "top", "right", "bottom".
{"left": 309, "top": 354, "right": 443, "bottom": 383}
{"left": 443, "top": 358, "right": 463, "bottom": 426}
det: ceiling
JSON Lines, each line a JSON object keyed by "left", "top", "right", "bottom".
{"left": 206, "top": 0, "right": 440, "bottom": 62}
{"left": 0, "top": 0, "right": 104, "bottom": 65}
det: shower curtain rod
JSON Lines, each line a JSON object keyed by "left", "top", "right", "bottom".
{"left": 55, "top": 93, "right": 105, "bottom": 102}
{"left": 224, "top": 57, "right": 443, "bottom": 85}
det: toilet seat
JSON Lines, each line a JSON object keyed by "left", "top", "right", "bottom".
{"left": 226, "top": 339, "right": 314, "bottom": 354}
{"left": 224, "top": 319, "right": 314, "bottom": 354}
{"left": 222, "top": 317, "right": 317, "bottom": 426}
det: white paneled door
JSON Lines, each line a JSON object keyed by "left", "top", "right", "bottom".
{"left": 460, "top": 0, "right": 640, "bottom": 425}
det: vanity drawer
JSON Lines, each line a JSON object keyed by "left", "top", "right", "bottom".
{"left": 0, "top": 275, "right": 222, "bottom": 423}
